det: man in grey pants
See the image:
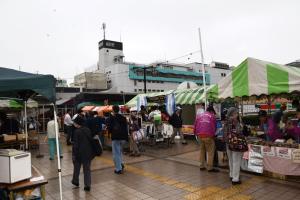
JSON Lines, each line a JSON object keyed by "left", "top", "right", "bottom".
{"left": 72, "top": 116, "right": 95, "bottom": 191}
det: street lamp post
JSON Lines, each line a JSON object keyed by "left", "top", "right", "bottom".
{"left": 120, "top": 91, "right": 125, "bottom": 105}
{"left": 143, "top": 67, "right": 147, "bottom": 93}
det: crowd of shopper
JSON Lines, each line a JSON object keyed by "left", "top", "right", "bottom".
{"left": 53, "top": 101, "right": 300, "bottom": 191}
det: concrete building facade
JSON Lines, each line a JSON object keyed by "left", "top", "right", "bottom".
{"left": 79, "top": 39, "right": 232, "bottom": 94}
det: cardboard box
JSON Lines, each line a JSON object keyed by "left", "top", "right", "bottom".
{"left": 3, "top": 135, "right": 17, "bottom": 142}
{"left": 17, "top": 134, "right": 26, "bottom": 141}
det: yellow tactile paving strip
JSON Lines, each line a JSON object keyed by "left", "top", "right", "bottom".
{"left": 97, "top": 156, "right": 265, "bottom": 200}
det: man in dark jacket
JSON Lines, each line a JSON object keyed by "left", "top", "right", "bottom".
{"left": 169, "top": 107, "right": 187, "bottom": 144}
{"left": 106, "top": 105, "right": 128, "bottom": 174}
{"left": 71, "top": 116, "right": 95, "bottom": 191}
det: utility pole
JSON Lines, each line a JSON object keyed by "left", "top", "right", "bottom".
{"left": 102, "top": 23, "right": 106, "bottom": 40}
{"left": 198, "top": 28, "right": 207, "bottom": 110}
{"left": 143, "top": 67, "right": 147, "bottom": 93}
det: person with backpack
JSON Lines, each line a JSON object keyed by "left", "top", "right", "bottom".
{"left": 71, "top": 116, "right": 95, "bottom": 191}
{"left": 106, "top": 105, "right": 128, "bottom": 174}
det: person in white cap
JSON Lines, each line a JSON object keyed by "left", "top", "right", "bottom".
{"left": 169, "top": 106, "right": 187, "bottom": 144}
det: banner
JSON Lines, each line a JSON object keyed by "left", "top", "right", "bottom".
{"left": 276, "top": 147, "right": 292, "bottom": 160}
{"left": 137, "top": 96, "right": 147, "bottom": 112}
{"left": 165, "top": 93, "right": 176, "bottom": 116}
{"left": 248, "top": 145, "right": 264, "bottom": 174}
{"left": 262, "top": 146, "right": 276, "bottom": 157}
{"left": 292, "top": 149, "right": 300, "bottom": 164}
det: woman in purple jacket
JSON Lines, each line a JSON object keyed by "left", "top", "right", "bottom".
{"left": 194, "top": 106, "right": 218, "bottom": 172}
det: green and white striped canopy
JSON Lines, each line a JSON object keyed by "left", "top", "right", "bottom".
{"left": 208, "top": 57, "right": 300, "bottom": 99}
{"left": 125, "top": 87, "right": 206, "bottom": 107}
{"left": 175, "top": 87, "right": 206, "bottom": 105}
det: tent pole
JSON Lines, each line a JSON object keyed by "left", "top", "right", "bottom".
{"left": 198, "top": 28, "right": 207, "bottom": 110}
{"left": 42, "top": 105, "right": 45, "bottom": 133}
{"left": 53, "top": 104, "right": 63, "bottom": 200}
{"left": 25, "top": 100, "right": 28, "bottom": 150}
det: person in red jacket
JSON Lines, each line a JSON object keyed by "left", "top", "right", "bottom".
{"left": 194, "top": 106, "right": 219, "bottom": 172}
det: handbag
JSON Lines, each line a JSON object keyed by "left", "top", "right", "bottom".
{"left": 91, "top": 135, "right": 103, "bottom": 156}
{"left": 227, "top": 125, "right": 248, "bottom": 152}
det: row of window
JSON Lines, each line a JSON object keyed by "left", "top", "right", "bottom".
{"left": 221, "top": 73, "right": 227, "bottom": 77}
{"left": 137, "top": 80, "right": 164, "bottom": 83}
{"left": 134, "top": 89, "right": 164, "bottom": 92}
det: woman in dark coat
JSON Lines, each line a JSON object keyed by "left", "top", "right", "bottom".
{"left": 71, "top": 116, "right": 95, "bottom": 191}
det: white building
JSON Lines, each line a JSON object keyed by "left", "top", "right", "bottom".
{"left": 85, "top": 39, "right": 232, "bottom": 94}
{"left": 73, "top": 72, "right": 107, "bottom": 90}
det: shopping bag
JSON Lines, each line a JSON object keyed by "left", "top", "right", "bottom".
{"left": 133, "top": 129, "right": 144, "bottom": 142}
{"left": 91, "top": 135, "right": 103, "bottom": 156}
{"left": 228, "top": 131, "right": 248, "bottom": 152}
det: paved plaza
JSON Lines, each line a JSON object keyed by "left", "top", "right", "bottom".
{"left": 31, "top": 137, "right": 300, "bottom": 200}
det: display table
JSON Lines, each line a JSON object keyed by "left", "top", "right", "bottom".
{"left": 0, "top": 166, "right": 48, "bottom": 200}
{"left": 0, "top": 140, "right": 25, "bottom": 150}
{"left": 263, "top": 155, "right": 300, "bottom": 176}
{"left": 242, "top": 144, "right": 300, "bottom": 177}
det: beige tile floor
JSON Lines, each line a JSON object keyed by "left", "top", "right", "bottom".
{"left": 30, "top": 136, "right": 300, "bottom": 200}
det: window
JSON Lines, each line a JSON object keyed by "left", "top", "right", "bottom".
{"left": 139, "top": 89, "right": 143, "bottom": 92}
{"left": 134, "top": 80, "right": 137, "bottom": 86}
{"left": 134, "top": 89, "right": 137, "bottom": 92}
{"left": 161, "top": 90, "right": 164, "bottom": 92}
{"left": 148, "top": 89, "right": 151, "bottom": 92}
{"left": 148, "top": 81, "right": 151, "bottom": 83}
{"left": 138, "top": 80, "right": 142, "bottom": 82}
{"left": 152, "top": 90, "right": 156, "bottom": 92}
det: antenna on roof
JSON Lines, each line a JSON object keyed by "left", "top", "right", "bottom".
{"left": 102, "top": 23, "right": 106, "bottom": 40}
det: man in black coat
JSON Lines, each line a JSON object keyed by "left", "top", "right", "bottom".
{"left": 169, "top": 107, "right": 187, "bottom": 144}
{"left": 71, "top": 116, "right": 95, "bottom": 191}
{"left": 106, "top": 105, "right": 128, "bottom": 174}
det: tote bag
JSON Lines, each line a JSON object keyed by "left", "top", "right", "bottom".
{"left": 91, "top": 135, "right": 103, "bottom": 156}
{"left": 228, "top": 125, "right": 248, "bottom": 152}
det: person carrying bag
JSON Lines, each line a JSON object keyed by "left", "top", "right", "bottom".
{"left": 224, "top": 107, "right": 247, "bottom": 185}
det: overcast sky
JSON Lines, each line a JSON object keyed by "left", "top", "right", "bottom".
{"left": 0, "top": 0, "right": 299, "bottom": 82}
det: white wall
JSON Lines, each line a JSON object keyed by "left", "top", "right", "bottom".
{"left": 105, "top": 63, "right": 184, "bottom": 93}
{"left": 98, "top": 47, "right": 123, "bottom": 71}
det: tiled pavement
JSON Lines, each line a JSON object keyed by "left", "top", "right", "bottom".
{"left": 31, "top": 137, "right": 300, "bottom": 200}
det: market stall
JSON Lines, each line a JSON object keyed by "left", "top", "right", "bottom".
{"left": 207, "top": 57, "right": 300, "bottom": 178}
{"left": 0, "top": 67, "right": 61, "bottom": 199}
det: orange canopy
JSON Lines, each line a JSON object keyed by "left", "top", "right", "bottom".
{"left": 82, "top": 106, "right": 95, "bottom": 111}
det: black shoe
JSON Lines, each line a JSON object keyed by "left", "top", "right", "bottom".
{"left": 232, "top": 180, "right": 242, "bottom": 185}
{"left": 60, "top": 156, "right": 63, "bottom": 159}
{"left": 200, "top": 167, "right": 206, "bottom": 171}
{"left": 71, "top": 181, "right": 79, "bottom": 187}
{"left": 208, "top": 168, "right": 220, "bottom": 173}
{"left": 121, "top": 164, "right": 125, "bottom": 170}
{"left": 84, "top": 186, "right": 90, "bottom": 191}
{"left": 114, "top": 170, "right": 123, "bottom": 175}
